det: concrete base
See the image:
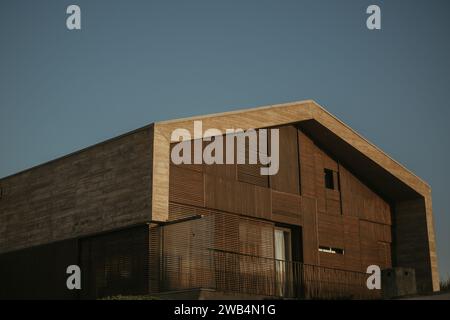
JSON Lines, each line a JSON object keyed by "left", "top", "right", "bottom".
{"left": 382, "top": 267, "right": 417, "bottom": 299}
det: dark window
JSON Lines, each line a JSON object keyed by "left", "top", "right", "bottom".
{"left": 324, "top": 169, "right": 334, "bottom": 189}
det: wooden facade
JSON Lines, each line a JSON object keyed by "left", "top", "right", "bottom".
{"left": 0, "top": 100, "right": 439, "bottom": 299}
{"left": 166, "top": 125, "right": 392, "bottom": 276}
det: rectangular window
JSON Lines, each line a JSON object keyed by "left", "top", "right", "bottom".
{"left": 318, "top": 246, "right": 344, "bottom": 255}
{"left": 324, "top": 169, "right": 334, "bottom": 189}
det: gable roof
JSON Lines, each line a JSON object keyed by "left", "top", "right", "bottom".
{"left": 153, "top": 99, "right": 430, "bottom": 206}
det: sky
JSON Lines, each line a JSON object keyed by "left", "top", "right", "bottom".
{"left": 0, "top": 0, "right": 449, "bottom": 280}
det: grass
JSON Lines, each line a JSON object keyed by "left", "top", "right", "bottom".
{"left": 440, "top": 275, "right": 450, "bottom": 292}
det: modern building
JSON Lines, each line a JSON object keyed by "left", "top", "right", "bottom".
{"left": 0, "top": 100, "right": 439, "bottom": 299}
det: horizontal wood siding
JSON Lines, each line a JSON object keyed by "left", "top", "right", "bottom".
{"left": 269, "top": 125, "right": 300, "bottom": 194}
{"left": 168, "top": 125, "right": 394, "bottom": 276}
{"left": 271, "top": 191, "right": 302, "bottom": 225}
{"left": 169, "top": 166, "right": 204, "bottom": 207}
{"left": 0, "top": 127, "right": 153, "bottom": 254}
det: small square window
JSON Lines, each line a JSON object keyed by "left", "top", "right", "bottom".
{"left": 324, "top": 169, "right": 334, "bottom": 189}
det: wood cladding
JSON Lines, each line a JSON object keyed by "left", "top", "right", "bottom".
{"left": 153, "top": 100, "right": 438, "bottom": 291}
{"left": 168, "top": 124, "right": 395, "bottom": 275}
{"left": 298, "top": 131, "right": 342, "bottom": 215}
{"left": 169, "top": 166, "right": 204, "bottom": 207}
{"left": 318, "top": 213, "right": 344, "bottom": 249}
{"left": 160, "top": 212, "right": 276, "bottom": 293}
{"left": 340, "top": 166, "right": 391, "bottom": 225}
{"left": 168, "top": 202, "right": 211, "bottom": 221}
{"left": 269, "top": 125, "right": 300, "bottom": 194}
{"left": 301, "top": 196, "right": 319, "bottom": 265}
{"left": 0, "top": 126, "right": 154, "bottom": 254}
{"left": 237, "top": 129, "right": 269, "bottom": 187}
{"left": 271, "top": 191, "right": 302, "bottom": 226}
{"left": 237, "top": 163, "right": 268, "bottom": 187}
{"left": 205, "top": 175, "right": 272, "bottom": 220}
{"left": 343, "top": 216, "right": 362, "bottom": 272}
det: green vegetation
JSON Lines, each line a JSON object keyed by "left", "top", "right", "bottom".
{"left": 440, "top": 275, "right": 450, "bottom": 292}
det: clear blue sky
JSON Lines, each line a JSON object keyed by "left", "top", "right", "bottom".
{"left": 1, "top": 0, "right": 449, "bottom": 280}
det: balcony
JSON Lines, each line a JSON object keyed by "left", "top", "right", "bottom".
{"left": 160, "top": 249, "right": 381, "bottom": 299}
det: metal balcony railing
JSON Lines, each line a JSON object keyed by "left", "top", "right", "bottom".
{"left": 160, "top": 249, "right": 381, "bottom": 299}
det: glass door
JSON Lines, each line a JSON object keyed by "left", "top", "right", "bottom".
{"left": 274, "top": 227, "right": 292, "bottom": 297}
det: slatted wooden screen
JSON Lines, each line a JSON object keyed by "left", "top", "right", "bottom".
{"left": 269, "top": 125, "right": 300, "bottom": 194}
{"left": 80, "top": 226, "right": 149, "bottom": 299}
{"left": 160, "top": 212, "right": 276, "bottom": 295}
{"left": 168, "top": 125, "right": 393, "bottom": 283}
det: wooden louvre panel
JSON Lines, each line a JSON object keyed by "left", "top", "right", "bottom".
{"left": 168, "top": 202, "right": 212, "bottom": 221}
{"left": 339, "top": 166, "right": 392, "bottom": 225}
{"left": 318, "top": 251, "right": 345, "bottom": 270}
{"left": 170, "top": 139, "right": 204, "bottom": 172}
{"left": 160, "top": 212, "right": 278, "bottom": 296}
{"left": 205, "top": 175, "right": 254, "bottom": 215}
{"left": 343, "top": 216, "right": 362, "bottom": 272}
{"left": 301, "top": 196, "right": 319, "bottom": 265}
{"left": 317, "top": 212, "right": 345, "bottom": 269}
{"left": 298, "top": 130, "right": 316, "bottom": 198}
{"left": 359, "top": 220, "right": 392, "bottom": 270}
{"left": 269, "top": 125, "right": 300, "bottom": 194}
{"left": 339, "top": 166, "right": 363, "bottom": 218}
{"left": 237, "top": 162, "right": 269, "bottom": 187}
{"left": 204, "top": 174, "right": 271, "bottom": 220}
{"left": 359, "top": 220, "right": 392, "bottom": 243}
{"left": 148, "top": 224, "right": 160, "bottom": 293}
{"left": 271, "top": 190, "right": 302, "bottom": 225}
{"left": 317, "top": 213, "right": 344, "bottom": 249}
{"left": 169, "top": 165, "right": 204, "bottom": 207}
{"left": 236, "top": 128, "right": 269, "bottom": 187}
{"left": 299, "top": 130, "right": 343, "bottom": 215}
{"left": 204, "top": 136, "right": 237, "bottom": 181}
{"left": 161, "top": 215, "right": 215, "bottom": 291}
{"left": 213, "top": 212, "right": 240, "bottom": 253}
{"left": 239, "top": 218, "right": 274, "bottom": 258}
{"left": 325, "top": 169, "right": 341, "bottom": 215}
{"left": 238, "top": 218, "right": 275, "bottom": 296}
{"left": 325, "top": 197, "right": 341, "bottom": 216}
{"left": 254, "top": 186, "right": 272, "bottom": 220}
{"left": 80, "top": 226, "right": 149, "bottom": 299}
{"left": 313, "top": 148, "right": 327, "bottom": 213}
{"left": 160, "top": 220, "right": 192, "bottom": 291}
{"left": 212, "top": 212, "right": 241, "bottom": 293}
{"left": 360, "top": 239, "right": 381, "bottom": 270}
